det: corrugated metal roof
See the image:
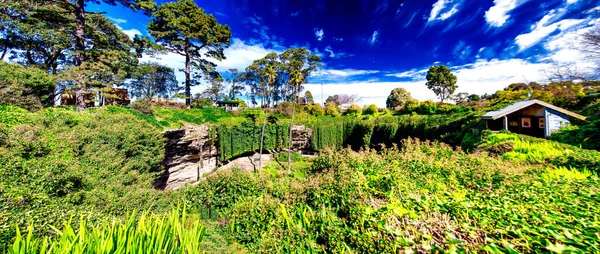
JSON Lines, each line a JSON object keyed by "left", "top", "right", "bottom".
{"left": 480, "top": 99, "right": 586, "bottom": 120}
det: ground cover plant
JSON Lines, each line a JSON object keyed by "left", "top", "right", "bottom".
{"left": 184, "top": 139, "right": 600, "bottom": 253}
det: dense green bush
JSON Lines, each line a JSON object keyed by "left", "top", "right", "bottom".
{"left": 0, "top": 107, "right": 169, "bottom": 247}
{"left": 324, "top": 102, "right": 340, "bottom": 117}
{"left": 363, "top": 104, "right": 378, "bottom": 115}
{"left": 307, "top": 103, "right": 325, "bottom": 116}
{"left": 217, "top": 121, "right": 290, "bottom": 161}
{"left": 184, "top": 139, "right": 600, "bottom": 252}
{"left": 130, "top": 98, "right": 154, "bottom": 114}
{"left": 0, "top": 62, "right": 55, "bottom": 111}
{"left": 344, "top": 104, "right": 362, "bottom": 116}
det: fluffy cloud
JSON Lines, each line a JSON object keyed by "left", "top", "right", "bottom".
{"left": 314, "top": 69, "right": 379, "bottom": 77}
{"left": 314, "top": 28, "right": 324, "bottom": 41}
{"left": 324, "top": 58, "right": 556, "bottom": 107}
{"left": 485, "top": 0, "right": 526, "bottom": 27}
{"left": 428, "top": 0, "right": 460, "bottom": 22}
{"left": 115, "top": 24, "right": 142, "bottom": 39}
{"left": 370, "top": 31, "right": 379, "bottom": 45}
{"left": 139, "top": 38, "right": 282, "bottom": 95}
{"left": 515, "top": 17, "right": 584, "bottom": 51}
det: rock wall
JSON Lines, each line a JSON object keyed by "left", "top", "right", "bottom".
{"left": 155, "top": 124, "right": 313, "bottom": 190}
{"left": 154, "top": 125, "right": 218, "bottom": 190}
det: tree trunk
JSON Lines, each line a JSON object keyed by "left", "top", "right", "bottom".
{"left": 287, "top": 103, "right": 295, "bottom": 173}
{"left": 184, "top": 44, "right": 191, "bottom": 108}
{"left": 74, "top": 0, "right": 86, "bottom": 110}
{"left": 1, "top": 44, "right": 8, "bottom": 61}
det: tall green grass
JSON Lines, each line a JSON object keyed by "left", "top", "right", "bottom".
{"left": 9, "top": 206, "right": 205, "bottom": 254}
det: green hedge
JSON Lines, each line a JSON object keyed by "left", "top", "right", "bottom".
{"left": 217, "top": 121, "right": 290, "bottom": 161}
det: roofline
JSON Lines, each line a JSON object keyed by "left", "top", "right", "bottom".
{"left": 483, "top": 100, "right": 586, "bottom": 121}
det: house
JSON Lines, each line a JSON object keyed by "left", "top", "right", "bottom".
{"left": 216, "top": 100, "right": 240, "bottom": 112}
{"left": 480, "top": 99, "right": 586, "bottom": 138}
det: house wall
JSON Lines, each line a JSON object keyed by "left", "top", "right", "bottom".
{"left": 545, "top": 108, "right": 570, "bottom": 138}
{"left": 506, "top": 105, "right": 545, "bottom": 138}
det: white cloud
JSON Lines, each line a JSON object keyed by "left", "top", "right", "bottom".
{"left": 515, "top": 18, "right": 585, "bottom": 51}
{"left": 139, "top": 38, "right": 282, "bottom": 95}
{"left": 305, "top": 81, "right": 436, "bottom": 108}
{"left": 314, "top": 28, "right": 324, "bottom": 41}
{"left": 370, "top": 31, "right": 379, "bottom": 45}
{"left": 108, "top": 17, "right": 127, "bottom": 24}
{"left": 315, "top": 69, "right": 379, "bottom": 77}
{"left": 115, "top": 24, "right": 142, "bottom": 39}
{"left": 485, "top": 0, "right": 525, "bottom": 27}
{"left": 336, "top": 58, "right": 568, "bottom": 107}
{"left": 566, "top": 0, "right": 580, "bottom": 4}
{"left": 428, "top": 0, "right": 460, "bottom": 22}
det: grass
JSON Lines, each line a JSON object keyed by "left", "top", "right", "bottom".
{"left": 9, "top": 206, "right": 205, "bottom": 254}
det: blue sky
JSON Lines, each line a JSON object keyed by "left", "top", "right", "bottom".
{"left": 93, "top": 0, "right": 600, "bottom": 106}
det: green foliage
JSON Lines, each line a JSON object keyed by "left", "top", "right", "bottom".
{"left": 217, "top": 121, "right": 290, "bottom": 161}
{"left": 307, "top": 103, "right": 325, "bottom": 116}
{"left": 130, "top": 99, "right": 155, "bottom": 114}
{"left": 184, "top": 140, "right": 600, "bottom": 252}
{"left": 324, "top": 102, "right": 340, "bottom": 117}
{"left": 363, "top": 104, "right": 379, "bottom": 116}
{"left": 128, "top": 62, "right": 179, "bottom": 100}
{"left": 550, "top": 119, "right": 600, "bottom": 151}
{"left": 311, "top": 111, "right": 475, "bottom": 151}
{"left": 344, "top": 104, "right": 362, "bottom": 116}
{"left": 149, "top": 0, "right": 231, "bottom": 105}
{"left": 386, "top": 87, "right": 413, "bottom": 109}
{"left": 0, "top": 62, "right": 55, "bottom": 111}
{"left": 425, "top": 65, "right": 457, "bottom": 102}
{"left": 481, "top": 132, "right": 600, "bottom": 174}
{"left": 0, "top": 107, "right": 168, "bottom": 247}
{"left": 275, "top": 101, "right": 296, "bottom": 116}
{"left": 9, "top": 206, "right": 204, "bottom": 254}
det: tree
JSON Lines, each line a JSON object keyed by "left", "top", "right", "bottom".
{"left": 129, "top": 63, "right": 179, "bottom": 100}
{"left": 304, "top": 90, "right": 314, "bottom": 104}
{"left": 386, "top": 87, "right": 413, "bottom": 109}
{"left": 279, "top": 48, "right": 321, "bottom": 172}
{"left": 425, "top": 65, "right": 457, "bottom": 102}
{"left": 453, "top": 92, "right": 469, "bottom": 105}
{"left": 149, "top": 0, "right": 231, "bottom": 107}
{"left": 226, "top": 68, "right": 244, "bottom": 99}
{"left": 202, "top": 72, "right": 226, "bottom": 104}
{"left": 325, "top": 94, "right": 361, "bottom": 105}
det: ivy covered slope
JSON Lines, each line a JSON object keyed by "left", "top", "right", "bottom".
{"left": 183, "top": 136, "right": 600, "bottom": 253}
{"left": 0, "top": 105, "right": 174, "bottom": 248}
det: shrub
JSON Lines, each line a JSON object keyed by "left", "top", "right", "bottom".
{"left": 363, "top": 104, "right": 379, "bottom": 115}
{"left": 130, "top": 99, "right": 154, "bottom": 114}
{"left": 324, "top": 103, "right": 340, "bottom": 117}
{"left": 308, "top": 103, "right": 325, "bottom": 116}
{"left": 344, "top": 104, "right": 362, "bottom": 116}
{"left": 276, "top": 101, "right": 295, "bottom": 116}
{"left": 0, "top": 62, "right": 55, "bottom": 111}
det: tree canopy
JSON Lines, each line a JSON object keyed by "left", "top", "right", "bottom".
{"left": 386, "top": 87, "right": 413, "bottom": 109}
{"left": 148, "top": 0, "right": 231, "bottom": 107}
{"left": 425, "top": 65, "right": 457, "bottom": 102}
{"left": 128, "top": 62, "right": 178, "bottom": 100}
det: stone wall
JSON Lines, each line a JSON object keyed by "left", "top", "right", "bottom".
{"left": 154, "top": 125, "right": 218, "bottom": 190}
{"left": 155, "top": 124, "right": 313, "bottom": 190}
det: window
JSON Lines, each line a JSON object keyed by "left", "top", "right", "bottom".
{"left": 539, "top": 118, "right": 545, "bottom": 128}
{"left": 522, "top": 117, "right": 531, "bottom": 128}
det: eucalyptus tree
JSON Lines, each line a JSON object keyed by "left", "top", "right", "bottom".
{"left": 226, "top": 68, "right": 244, "bottom": 99}
{"left": 202, "top": 72, "right": 226, "bottom": 104}
{"left": 129, "top": 62, "right": 178, "bottom": 100}
{"left": 279, "top": 48, "right": 321, "bottom": 171}
{"left": 148, "top": 0, "right": 231, "bottom": 107}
